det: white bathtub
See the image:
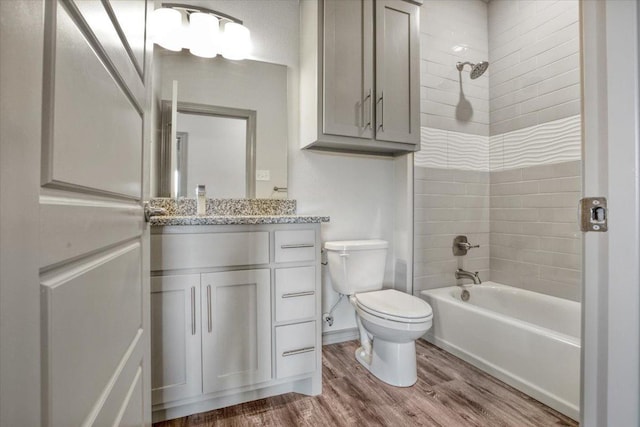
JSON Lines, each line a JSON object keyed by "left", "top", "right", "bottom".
{"left": 420, "top": 282, "right": 580, "bottom": 420}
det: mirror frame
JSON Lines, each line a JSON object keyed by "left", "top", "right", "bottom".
{"left": 160, "top": 100, "right": 257, "bottom": 198}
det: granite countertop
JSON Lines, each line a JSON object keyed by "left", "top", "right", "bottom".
{"left": 150, "top": 214, "right": 330, "bottom": 226}
{"left": 148, "top": 198, "right": 329, "bottom": 226}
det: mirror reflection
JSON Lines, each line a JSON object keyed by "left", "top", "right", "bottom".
{"left": 154, "top": 51, "right": 288, "bottom": 198}
{"left": 161, "top": 102, "right": 256, "bottom": 198}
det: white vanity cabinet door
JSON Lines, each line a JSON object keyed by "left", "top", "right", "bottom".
{"left": 201, "top": 269, "right": 272, "bottom": 394}
{"left": 151, "top": 275, "right": 202, "bottom": 405}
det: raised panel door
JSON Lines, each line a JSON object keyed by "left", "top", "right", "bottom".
{"left": 375, "top": 0, "right": 420, "bottom": 145}
{"left": 151, "top": 275, "right": 202, "bottom": 405}
{"left": 201, "top": 269, "right": 272, "bottom": 394}
{"left": 323, "top": 0, "right": 373, "bottom": 139}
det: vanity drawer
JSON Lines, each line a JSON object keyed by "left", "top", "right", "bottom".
{"left": 275, "top": 321, "right": 317, "bottom": 379}
{"left": 151, "top": 232, "right": 269, "bottom": 271}
{"left": 274, "top": 230, "right": 316, "bottom": 263}
{"left": 275, "top": 267, "right": 316, "bottom": 323}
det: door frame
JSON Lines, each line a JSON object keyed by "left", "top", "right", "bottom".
{"left": 581, "top": 1, "right": 640, "bottom": 425}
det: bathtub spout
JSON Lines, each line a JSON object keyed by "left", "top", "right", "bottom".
{"left": 455, "top": 268, "right": 482, "bottom": 285}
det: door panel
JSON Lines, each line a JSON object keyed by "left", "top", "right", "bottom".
{"left": 375, "top": 0, "right": 420, "bottom": 144}
{"left": 37, "top": 1, "right": 151, "bottom": 426}
{"left": 323, "top": 0, "right": 373, "bottom": 139}
{"left": 44, "top": 1, "right": 143, "bottom": 198}
{"left": 107, "top": 0, "right": 148, "bottom": 77}
{"left": 202, "top": 270, "right": 271, "bottom": 394}
{"left": 116, "top": 367, "right": 144, "bottom": 427}
{"left": 41, "top": 243, "right": 143, "bottom": 427}
{"left": 72, "top": 0, "right": 146, "bottom": 103}
{"left": 39, "top": 195, "right": 143, "bottom": 267}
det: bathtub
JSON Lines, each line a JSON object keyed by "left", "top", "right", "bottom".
{"left": 420, "top": 282, "right": 580, "bottom": 420}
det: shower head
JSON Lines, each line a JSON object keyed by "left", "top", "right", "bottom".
{"left": 456, "top": 61, "right": 490, "bottom": 79}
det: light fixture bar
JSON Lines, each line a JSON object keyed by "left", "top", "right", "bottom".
{"left": 161, "top": 3, "right": 243, "bottom": 24}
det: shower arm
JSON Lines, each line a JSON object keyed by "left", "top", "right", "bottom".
{"left": 456, "top": 61, "right": 474, "bottom": 71}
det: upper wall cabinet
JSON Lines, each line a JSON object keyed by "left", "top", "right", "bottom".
{"left": 300, "top": 0, "right": 421, "bottom": 156}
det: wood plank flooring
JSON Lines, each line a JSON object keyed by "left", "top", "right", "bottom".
{"left": 154, "top": 340, "right": 577, "bottom": 427}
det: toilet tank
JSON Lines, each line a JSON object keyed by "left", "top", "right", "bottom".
{"left": 324, "top": 240, "right": 388, "bottom": 295}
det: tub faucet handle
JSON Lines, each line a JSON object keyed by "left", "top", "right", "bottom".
{"left": 453, "top": 235, "right": 479, "bottom": 256}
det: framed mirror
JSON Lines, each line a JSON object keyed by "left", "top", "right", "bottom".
{"left": 160, "top": 101, "right": 257, "bottom": 198}
{"left": 153, "top": 51, "right": 289, "bottom": 199}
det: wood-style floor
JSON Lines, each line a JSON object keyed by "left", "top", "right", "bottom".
{"left": 154, "top": 340, "right": 577, "bottom": 427}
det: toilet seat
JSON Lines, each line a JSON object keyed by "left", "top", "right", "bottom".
{"left": 355, "top": 289, "right": 432, "bottom": 323}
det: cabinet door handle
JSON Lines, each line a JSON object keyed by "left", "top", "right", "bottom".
{"left": 282, "top": 346, "right": 315, "bottom": 357}
{"left": 377, "top": 92, "right": 384, "bottom": 131}
{"left": 282, "top": 290, "right": 315, "bottom": 299}
{"left": 364, "top": 89, "right": 372, "bottom": 129}
{"left": 280, "top": 244, "right": 314, "bottom": 249}
{"left": 207, "top": 285, "right": 212, "bottom": 333}
{"left": 190, "top": 286, "right": 196, "bottom": 335}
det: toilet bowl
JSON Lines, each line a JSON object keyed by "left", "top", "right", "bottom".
{"left": 324, "top": 240, "right": 433, "bottom": 387}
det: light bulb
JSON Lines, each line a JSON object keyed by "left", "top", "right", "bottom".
{"left": 188, "top": 13, "right": 220, "bottom": 58}
{"left": 150, "top": 8, "right": 183, "bottom": 52}
{"left": 221, "top": 22, "right": 251, "bottom": 60}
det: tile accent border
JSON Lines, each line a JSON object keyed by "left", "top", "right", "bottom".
{"left": 417, "top": 115, "right": 581, "bottom": 172}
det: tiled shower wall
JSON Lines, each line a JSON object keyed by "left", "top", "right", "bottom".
{"left": 415, "top": 0, "right": 582, "bottom": 300}
{"left": 488, "top": 0, "right": 580, "bottom": 135}
{"left": 414, "top": 167, "right": 490, "bottom": 291}
{"left": 490, "top": 160, "right": 581, "bottom": 301}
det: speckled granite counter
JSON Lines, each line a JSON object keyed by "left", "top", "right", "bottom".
{"left": 150, "top": 214, "right": 329, "bottom": 226}
{"left": 148, "top": 198, "right": 329, "bottom": 226}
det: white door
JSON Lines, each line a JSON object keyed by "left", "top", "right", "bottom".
{"left": 0, "top": 1, "right": 152, "bottom": 426}
{"left": 581, "top": 1, "right": 640, "bottom": 426}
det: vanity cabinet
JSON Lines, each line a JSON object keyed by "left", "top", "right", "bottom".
{"left": 201, "top": 269, "right": 272, "bottom": 394}
{"left": 150, "top": 223, "right": 322, "bottom": 422}
{"left": 300, "top": 0, "right": 421, "bottom": 155}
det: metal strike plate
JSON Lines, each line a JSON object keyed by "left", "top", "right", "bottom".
{"left": 580, "top": 197, "right": 607, "bottom": 232}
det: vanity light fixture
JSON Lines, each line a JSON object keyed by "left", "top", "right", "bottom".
{"left": 150, "top": 3, "right": 252, "bottom": 60}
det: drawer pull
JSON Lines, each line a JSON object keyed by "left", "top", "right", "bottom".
{"left": 190, "top": 286, "right": 196, "bottom": 336}
{"left": 282, "top": 290, "right": 315, "bottom": 299}
{"left": 207, "top": 285, "right": 212, "bottom": 333}
{"left": 280, "top": 244, "right": 314, "bottom": 249}
{"left": 282, "top": 346, "right": 315, "bottom": 357}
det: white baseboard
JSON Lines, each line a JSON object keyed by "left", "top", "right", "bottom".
{"left": 322, "top": 328, "right": 358, "bottom": 345}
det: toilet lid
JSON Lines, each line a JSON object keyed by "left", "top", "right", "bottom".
{"left": 355, "top": 289, "right": 432, "bottom": 322}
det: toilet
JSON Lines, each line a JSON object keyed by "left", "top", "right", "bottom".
{"left": 324, "top": 239, "right": 433, "bottom": 387}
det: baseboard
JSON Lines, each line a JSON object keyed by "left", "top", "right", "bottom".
{"left": 322, "top": 328, "right": 359, "bottom": 345}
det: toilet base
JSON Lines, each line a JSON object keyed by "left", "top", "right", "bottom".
{"left": 355, "top": 339, "right": 417, "bottom": 387}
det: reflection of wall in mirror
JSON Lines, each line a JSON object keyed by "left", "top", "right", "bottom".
{"left": 177, "top": 113, "right": 247, "bottom": 198}
{"left": 156, "top": 52, "right": 288, "bottom": 198}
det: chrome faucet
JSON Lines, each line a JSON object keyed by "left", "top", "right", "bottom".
{"left": 196, "top": 185, "right": 206, "bottom": 216}
{"left": 455, "top": 268, "right": 481, "bottom": 285}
